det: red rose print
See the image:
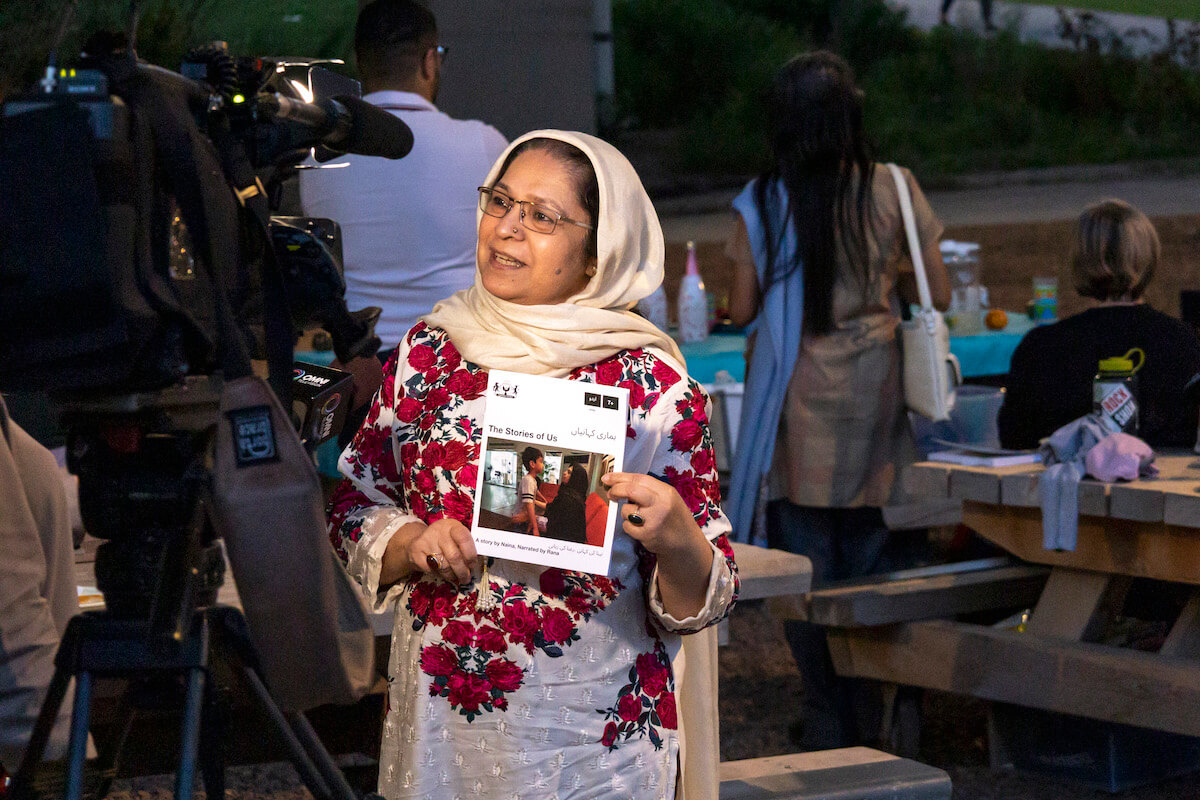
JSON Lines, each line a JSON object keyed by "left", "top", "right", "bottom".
{"left": 419, "top": 644, "right": 458, "bottom": 677}
{"left": 443, "top": 347, "right": 461, "bottom": 371}
{"left": 670, "top": 418, "right": 704, "bottom": 452}
{"left": 651, "top": 359, "right": 680, "bottom": 387}
{"left": 539, "top": 569, "right": 566, "bottom": 597}
{"left": 400, "top": 442, "right": 418, "bottom": 465}
{"left": 671, "top": 472, "right": 706, "bottom": 515}
{"left": 442, "top": 489, "right": 474, "bottom": 522}
{"left": 396, "top": 397, "right": 422, "bottom": 423}
{"left": 442, "top": 440, "right": 468, "bottom": 471}
{"left": 601, "top": 721, "right": 619, "bottom": 747}
{"left": 419, "top": 412, "right": 437, "bottom": 430}
{"left": 541, "top": 607, "right": 575, "bottom": 644}
{"left": 415, "top": 468, "right": 437, "bottom": 494}
{"left": 445, "top": 369, "right": 476, "bottom": 398}
{"left": 690, "top": 448, "right": 715, "bottom": 477}
{"left": 422, "top": 442, "right": 445, "bottom": 467}
{"left": 618, "top": 693, "right": 642, "bottom": 723}
{"left": 410, "top": 494, "right": 428, "bottom": 520}
{"left": 636, "top": 652, "right": 669, "bottom": 697}
{"left": 619, "top": 379, "right": 645, "bottom": 410}
{"left": 474, "top": 625, "right": 507, "bottom": 653}
{"left": 442, "top": 619, "right": 474, "bottom": 647}
{"left": 499, "top": 601, "right": 539, "bottom": 647}
{"left": 408, "top": 343, "right": 437, "bottom": 371}
{"left": 446, "top": 671, "right": 492, "bottom": 713}
{"left": 655, "top": 692, "right": 678, "bottom": 729}
{"left": 566, "top": 590, "right": 593, "bottom": 616}
{"left": 428, "top": 387, "right": 451, "bottom": 409}
{"left": 596, "top": 360, "right": 623, "bottom": 386}
{"left": 407, "top": 581, "right": 433, "bottom": 617}
{"left": 484, "top": 658, "right": 523, "bottom": 692}
{"left": 457, "top": 464, "right": 478, "bottom": 490}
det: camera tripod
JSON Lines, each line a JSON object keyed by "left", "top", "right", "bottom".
{"left": 11, "top": 604, "right": 362, "bottom": 800}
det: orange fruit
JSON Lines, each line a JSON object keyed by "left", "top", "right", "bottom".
{"left": 985, "top": 308, "right": 1008, "bottom": 330}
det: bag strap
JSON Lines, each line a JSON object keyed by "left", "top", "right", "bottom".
{"left": 885, "top": 163, "right": 934, "bottom": 313}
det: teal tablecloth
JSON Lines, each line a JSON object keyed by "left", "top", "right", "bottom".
{"left": 678, "top": 313, "right": 1036, "bottom": 385}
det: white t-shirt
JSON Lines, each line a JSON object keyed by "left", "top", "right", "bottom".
{"left": 300, "top": 91, "right": 507, "bottom": 349}
{"left": 518, "top": 471, "right": 538, "bottom": 506}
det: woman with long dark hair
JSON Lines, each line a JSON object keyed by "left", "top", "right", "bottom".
{"left": 725, "top": 51, "right": 949, "bottom": 749}
{"left": 544, "top": 464, "right": 590, "bottom": 543}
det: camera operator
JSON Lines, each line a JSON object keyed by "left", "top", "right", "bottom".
{"left": 0, "top": 396, "right": 79, "bottom": 772}
{"left": 299, "top": 0, "right": 507, "bottom": 361}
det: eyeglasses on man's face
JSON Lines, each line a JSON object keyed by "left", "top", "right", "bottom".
{"left": 477, "top": 186, "right": 595, "bottom": 235}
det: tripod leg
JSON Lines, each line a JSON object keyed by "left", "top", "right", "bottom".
{"left": 239, "top": 667, "right": 333, "bottom": 800}
{"left": 285, "top": 712, "right": 360, "bottom": 800}
{"left": 173, "top": 666, "right": 206, "bottom": 800}
{"left": 199, "top": 679, "right": 227, "bottom": 800}
{"left": 63, "top": 671, "right": 93, "bottom": 800}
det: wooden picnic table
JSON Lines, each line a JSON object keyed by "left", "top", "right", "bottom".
{"left": 810, "top": 454, "right": 1200, "bottom": 739}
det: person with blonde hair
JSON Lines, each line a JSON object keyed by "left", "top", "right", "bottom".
{"left": 999, "top": 198, "right": 1200, "bottom": 449}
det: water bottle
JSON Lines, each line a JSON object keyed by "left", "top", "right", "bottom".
{"left": 636, "top": 284, "right": 669, "bottom": 331}
{"left": 677, "top": 240, "right": 709, "bottom": 343}
{"left": 1093, "top": 349, "right": 1143, "bottom": 435}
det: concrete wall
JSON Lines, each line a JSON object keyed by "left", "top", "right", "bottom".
{"left": 427, "top": 0, "right": 597, "bottom": 140}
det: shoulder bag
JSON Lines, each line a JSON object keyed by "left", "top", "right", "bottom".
{"left": 886, "top": 163, "right": 961, "bottom": 422}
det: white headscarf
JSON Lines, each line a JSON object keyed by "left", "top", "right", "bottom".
{"left": 422, "top": 130, "right": 685, "bottom": 377}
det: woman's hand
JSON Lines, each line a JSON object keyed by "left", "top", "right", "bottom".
{"left": 601, "top": 472, "right": 715, "bottom": 618}
{"left": 381, "top": 518, "right": 479, "bottom": 586}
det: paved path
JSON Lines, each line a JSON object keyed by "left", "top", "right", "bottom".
{"left": 889, "top": 0, "right": 1188, "bottom": 57}
{"left": 658, "top": 170, "right": 1200, "bottom": 245}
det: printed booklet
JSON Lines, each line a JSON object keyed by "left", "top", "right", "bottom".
{"left": 471, "top": 370, "right": 628, "bottom": 575}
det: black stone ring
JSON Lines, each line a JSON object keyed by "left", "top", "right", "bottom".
{"left": 627, "top": 512, "right": 645, "bottom": 526}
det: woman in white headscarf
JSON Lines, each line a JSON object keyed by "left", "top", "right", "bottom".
{"left": 328, "top": 131, "right": 738, "bottom": 800}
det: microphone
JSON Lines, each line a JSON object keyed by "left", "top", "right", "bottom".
{"left": 259, "top": 93, "right": 414, "bottom": 159}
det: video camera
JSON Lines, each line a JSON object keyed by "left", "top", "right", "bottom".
{"left": 0, "top": 32, "right": 408, "bottom": 638}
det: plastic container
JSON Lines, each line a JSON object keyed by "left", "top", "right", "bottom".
{"left": 940, "top": 240, "right": 983, "bottom": 334}
{"left": 1093, "top": 348, "right": 1143, "bottom": 435}
{"left": 636, "top": 284, "right": 669, "bottom": 331}
{"left": 677, "top": 240, "right": 709, "bottom": 343}
{"left": 1031, "top": 276, "right": 1058, "bottom": 324}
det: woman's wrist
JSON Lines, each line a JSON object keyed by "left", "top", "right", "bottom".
{"left": 381, "top": 521, "right": 426, "bottom": 586}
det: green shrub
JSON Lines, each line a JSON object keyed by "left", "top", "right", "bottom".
{"left": 614, "top": 0, "right": 1200, "bottom": 178}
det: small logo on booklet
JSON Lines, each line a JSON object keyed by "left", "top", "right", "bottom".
{"left": 493, "top": 381, "right": 519, "bottom": 399}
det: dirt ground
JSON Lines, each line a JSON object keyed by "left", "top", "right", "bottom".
{"left": 718, "top": 601, "right": 1200, "bottom": 799}
{"left": 661, "top": 214, "right": 1200, "bottom": 326}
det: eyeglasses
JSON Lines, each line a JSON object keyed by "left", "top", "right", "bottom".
{"left": 477, "top": 186, "right": 595, "bottom": 235}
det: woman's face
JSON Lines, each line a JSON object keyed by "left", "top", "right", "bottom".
{"left": 478, "top": 149, "right": 597, "bottom": 306}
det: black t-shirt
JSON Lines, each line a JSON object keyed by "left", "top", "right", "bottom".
{"left": 998, "top": 305, "right": 1200, "bottom": 450}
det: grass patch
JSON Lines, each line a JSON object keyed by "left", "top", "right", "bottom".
{"left": 1002, "top": 0, "right": 1200, "bottom": 22}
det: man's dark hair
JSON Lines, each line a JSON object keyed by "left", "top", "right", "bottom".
{"left": 521, "top": 446, "right": 543, "bottom": 471}
{"left": 354, "top": 0, "right": 438, "bottom": 84}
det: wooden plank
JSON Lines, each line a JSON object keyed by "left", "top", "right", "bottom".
{"left": 1161, "top": 591, "right": 1200, "bottom": 659}
{"left": 882, "top": 498, "right": 962, "bottom": 531}
{"left": 1000, "top": 471, "right": 1041, "bottom": 508}
{"left": 827, "top": 619, "right": 1200, "bottom": 738}
{"left": 1109, "top": 482, "right": 1167, "bottom": 522}
{"left": 720, "top": 748, "right": 951, "bottom": 800}
{"left": 1163, "top": 487, "right": 1200, "bottom": 529}
{"left": 904, "top": 463, "right": 952, "bottom": 500}
{"left": 803, "top": 565, "right": 1048, "bottom": 628}
{"left": 731, "top": 542, "right": 812, "bottom": 600}
{"left": 998, "top": 472, "right": 1109, "bottom": 515}
{"left": 1024, "top": 568, "right": 1128, "bottom": 642}
{"left": 948, "top": 469, "right": 1004, "bottom": 504}
{"left": 960, "top": 501, "right": 1200, "bottom": 585}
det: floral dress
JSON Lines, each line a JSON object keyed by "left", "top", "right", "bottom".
{"left": 328, "top": 323, "right": 738, "bottom": 800}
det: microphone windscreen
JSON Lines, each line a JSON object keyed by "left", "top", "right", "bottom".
{"left": 332, "top": 95, "right": 414, "bottom": 159}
